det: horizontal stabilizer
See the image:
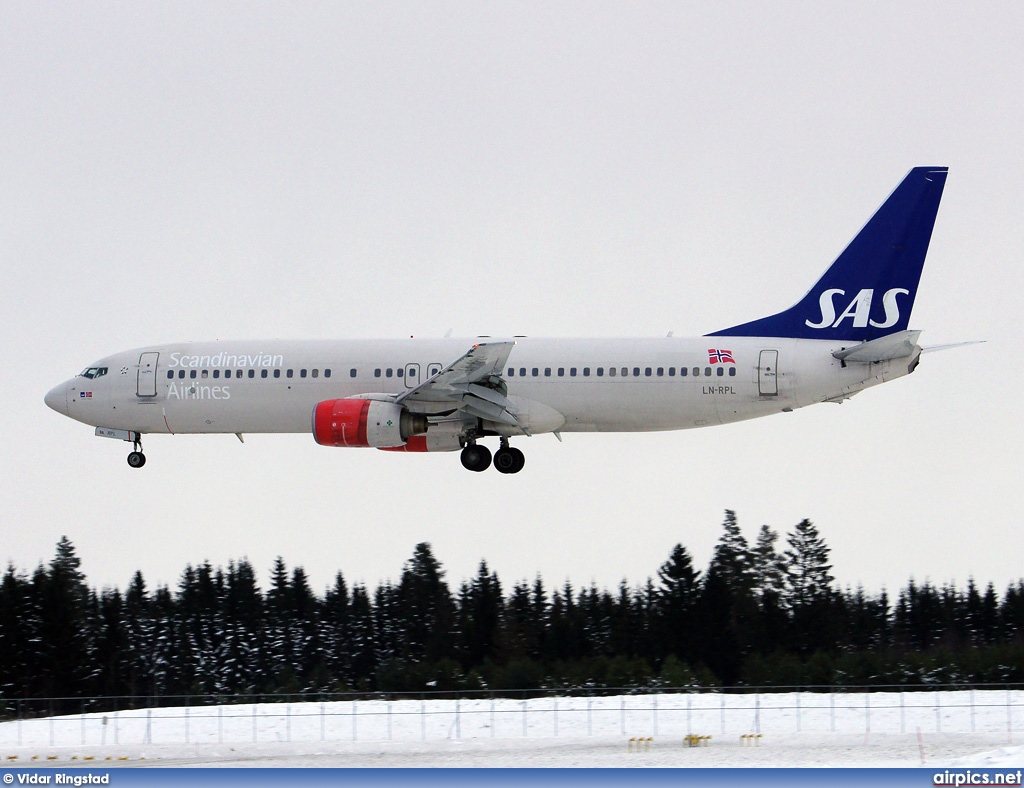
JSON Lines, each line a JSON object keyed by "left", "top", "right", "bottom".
{"left": 922, "top": 340, "right": 986, "bottom": 354}
{"left": 833, "top": 330, "right": 921, "bottom": 363}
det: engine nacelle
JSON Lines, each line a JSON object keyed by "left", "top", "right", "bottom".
{"left": 312, "top": 399, "right": 427, "bottom": 448}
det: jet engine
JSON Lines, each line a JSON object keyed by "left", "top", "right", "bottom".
{"left": 312, "top": 399, "right": 427, "bottom": 448}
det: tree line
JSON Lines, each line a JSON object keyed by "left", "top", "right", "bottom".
{"left": 2, "top": 512, "right": 1024, "bottom": 712}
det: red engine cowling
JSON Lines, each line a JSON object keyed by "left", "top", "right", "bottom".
{"left": 312, "top": 399, "right": 426, "bottom": 448}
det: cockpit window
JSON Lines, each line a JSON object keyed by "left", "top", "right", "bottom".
{"left": 79, "top": 367, "right": 108, "bottom": 379}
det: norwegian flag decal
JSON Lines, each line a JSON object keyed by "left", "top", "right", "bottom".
{"left": 708, "top": 349, "right": 735, "bottom": 364}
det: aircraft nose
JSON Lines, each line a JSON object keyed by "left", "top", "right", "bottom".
{"left": 44, "top": 384, "right": 68, "bottom": 416}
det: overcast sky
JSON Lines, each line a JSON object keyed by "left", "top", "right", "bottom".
{"left": 3, "top": 2, "right": 1021, "bottom": 599}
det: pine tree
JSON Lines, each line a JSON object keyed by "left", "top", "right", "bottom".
{"left": 750, "top": 525, "right": 787, "bottom": 600}
{"left": 653, "top": 544, "right": 701, "bottom": 664}
{"left": 396, "top": 543, "right": 455, "bottom": 668}
{"left": 38, "top": 537, "right": 93, "bottom": 702}
{"left": 783, "top": 519, "right": 834, "bottom": 609}
{"left": 458, "top": 560, "right": 503, "bottom": 670}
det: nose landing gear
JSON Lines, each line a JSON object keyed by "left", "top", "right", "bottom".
{"left": 127, "top": 436, "right": 146, "bottom": 468}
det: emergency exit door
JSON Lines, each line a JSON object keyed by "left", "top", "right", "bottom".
{"left": 758, "top": 350, "right": 778, "bottom": 397}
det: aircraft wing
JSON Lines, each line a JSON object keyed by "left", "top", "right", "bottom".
{"left": 396, "top": 341, "right": 522, "bottom": 427}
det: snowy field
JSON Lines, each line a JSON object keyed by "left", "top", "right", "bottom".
{"left": 2, "top": 690, "right": 1022, "bottom": 767}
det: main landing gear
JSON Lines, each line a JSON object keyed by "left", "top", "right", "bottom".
{"left": 460, "top": 438, "right": 525, "bottom": 474}
{"left": 127, "top": 436, "right": 146, "bottom": 468}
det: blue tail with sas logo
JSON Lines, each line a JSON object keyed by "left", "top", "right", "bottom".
{"left": 708, "top": 166, "right": 948, "bottom": 342}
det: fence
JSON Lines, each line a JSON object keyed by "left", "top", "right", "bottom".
{"left": 2, "top": 685, "right": 1022, "bottom": 748}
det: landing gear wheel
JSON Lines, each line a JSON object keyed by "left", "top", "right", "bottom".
{"left": 127, "top": 451, "right": 147, "bottom": 468}
{"left": 460, "top": 444, "right": 492, "bottom": 472}
{"left": 495, "top": 447, "right": 525, "bottom": 474}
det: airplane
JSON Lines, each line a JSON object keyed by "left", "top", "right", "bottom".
{"left": 46, "top": 166, "right": 952, "bottom": 474}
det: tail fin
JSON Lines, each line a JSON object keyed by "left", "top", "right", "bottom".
{"left": 708, "top": 167, "right": 948, "bottom": 341}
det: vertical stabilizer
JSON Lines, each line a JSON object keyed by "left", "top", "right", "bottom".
{"left": 708, "top": 167, "right": 947, "bottom": 341}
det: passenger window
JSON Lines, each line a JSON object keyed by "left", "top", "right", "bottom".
{"left": 508, "top": 368, "right": 515, "bottom": 377}
{"left": 704, "top": 367, "right": 712, "bottom": 376}
{"left": 583, "top": 367, "right": 591, "bottom": 377}
{"left": 544, "top": 368, "right": 551, "bottom": 377}
{"left": 190, "top": 370, "right": 197, "bottom": 379}
{"left": 597, "top": 367, "right": 604, "bottom": 377}
{"left": 645, "top": 367, "right": 652, "bottom": 376}
{"left": 692, "top": 367, "right": 700, "bottom": 377}
{"left": 717, "top": 367, "right": 724, "bottom": 377}
{"left": 570, "top": 367, "right": 577, "bottom": 377}
{"left": 374, "top": 369, "right": 381, "bottom": 378}
{"left": 397, "top": 368, "right": 403, "bottom": 377}
{"left": 287, "top": 369, "right": 294, "bottom": 379}
{"left": 261, "top": 369, "right": 268, "bottom": 378}
{"left": 312, "top": 369, "right": 319, "bottom": 378}
{"left": 680, "top": 367, "right": 687, "bottom": 377}
{"left": 385, "top": 368, "right": 392, "bottom": 378}
{"left": 325, "top": 369, "right": 332, "bottom": 378}
{"left": 558, "top": 368, "right": 565, "bottom": 377}
{"left": 166, "top": 371, "right": 174, "bottom": 379}
{"left": 201, "top": 370, "right": 209, "bottom": 379}
{"left": 520, "top": 368, "right": 526, "bottom": 377}
{"left": 300, "top": 369, "right": 307, "bottom": 379}
{"left": 622, "top": 367, "right": 628, "bottom": 377}
{"left": 633, "top": 367, "right": 640, "bottom": 377}
{"left": 657, "top": 367, "right": 664, "bottom": 376}
{"left": 350, "top": 369, "right": 357, "bottom": 378}
{"left": 729, "top": 367, "right": 736, "bottom": 377}
{"left": 608, "top": 368, "right": 616, "bottom": 377}
{"left": 248, "top": 370, "right": 255, "bottom": 379}
{"left": 273, "top": 369, "right": 280, "bottom": 378}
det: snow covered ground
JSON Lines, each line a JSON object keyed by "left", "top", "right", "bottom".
{"left": 2, "top": 690, "right": 1022, "bottom": 767}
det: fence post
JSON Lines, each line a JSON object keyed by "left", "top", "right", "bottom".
{"left": 1003, "top": 687, "right": 1011, "bottom": 745}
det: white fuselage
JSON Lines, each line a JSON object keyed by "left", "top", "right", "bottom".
{"left": 45, "top": 335, "right": 914, "bottom": 439}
